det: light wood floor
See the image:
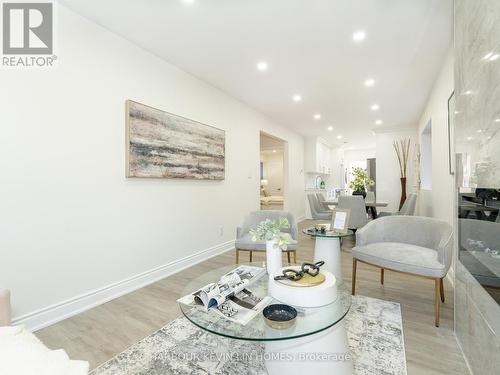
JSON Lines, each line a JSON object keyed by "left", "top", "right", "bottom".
{"left": 37, "top": 220, "right": 470, "bottom": 374}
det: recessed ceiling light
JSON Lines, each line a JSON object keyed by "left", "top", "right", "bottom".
{"left": 364, "top": 79, "right": 375, "bottom": 87}
{"left": 375, "top": 120, "right": 383, "bottom": 125}
{"left": 371, "top": 104, "right": 380, "bottom": 111}
{"left": 466, "top": 136, "right": 473, "bottom": 141}
{"left": 256, "top": 61, "right": 268, "bottom": 71}
{"left": 314, "top": 114, "right": 321, "bottom": 120}
{"left": 454, "top": 110, "right": 460, "bottom": 114}
{"left": 477, "top": 129, "right": 483, "bottom": 133}
{"left": 182, "top": 0, "right": 195, "bottom": 4}
{"left": 489, "top": 54, "right": 499, "bottom": 61}
{"left": 352, "top": 30, "right": 366, "bottom": 42}
{"left": 337, "top": 135, "right": 343, "bottom": 139}
{"left": 272, "top": 149, "right": 277, "bottom": 153}
{"left": 495, "top": 118, "right": 500, "bottom": 122}
{"left": 293, "top": 94, "right": 302, "bottom": 102}
{"left": 463, "top": 90, "right": 472, "bottom": 96}
{"left": 327, "top": 126, "right": 334, "bottom": 131}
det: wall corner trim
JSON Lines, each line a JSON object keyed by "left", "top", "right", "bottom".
{"left": 13, "top": 240, "right": 235, "bottom": 332}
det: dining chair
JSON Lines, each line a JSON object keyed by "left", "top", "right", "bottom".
{"left": 352, "top": 216, "right": 453, "bottom": 326}
{"left": 315, "top": 193, "right": 333, "bottom": 211}
{"left": 364, "top": 191, "right": 376, "bottom": 216}
{"left": 337, "top": 195, "right": 368, "bottom": 230}
{"left": 307, "top": 194, "right": 332, "bottom": 220}
{"left": 365, "top": 191, "right": 375, "bottom": 202}
{"left": 235, "top": 210, "right": 298, "bottom": 264}
{"left": 379, "top": 193, "right": 417, "bottom": 217}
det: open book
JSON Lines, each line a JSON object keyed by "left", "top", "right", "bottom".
{"left": 178, "top": 265, "right": 271, "bottom": 325}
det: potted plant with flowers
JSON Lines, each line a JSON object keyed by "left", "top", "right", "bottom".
{"left": 349, "top": 167, "right": 375, "bottom": 199}
{"left": 250, "top": 217, "right": 292, "bottom": 275}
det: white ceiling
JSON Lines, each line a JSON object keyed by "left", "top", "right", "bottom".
{"left": 61, "top": 0, "right": 453, "bottom": 149}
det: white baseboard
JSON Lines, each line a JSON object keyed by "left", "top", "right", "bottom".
{"left": 13, "top": 239, "right": 235, "bottom": 332}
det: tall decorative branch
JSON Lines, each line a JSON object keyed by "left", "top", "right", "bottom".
{"left": 414, "top": 143, "right": 421, "bottom": 190}
{"left": 393, "top": 138, "right": 410, "bottom": 178}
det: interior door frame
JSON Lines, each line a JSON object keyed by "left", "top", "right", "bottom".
{"left": 259, "top": 131, "right": 289, "bottom": 212}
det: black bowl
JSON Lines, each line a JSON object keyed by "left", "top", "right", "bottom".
{"left": 263, "top": 304, "right": 297, "bottom": 329}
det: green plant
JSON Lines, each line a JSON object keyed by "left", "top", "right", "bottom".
{"left": 348, "top": 167, "right": 374, "bottom": 191}
{"left": 250, "top": 217, "right": 292, "bottom": 250}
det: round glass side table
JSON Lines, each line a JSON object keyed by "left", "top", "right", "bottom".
{"left": 179, "top": 263, "right": 353, "bottom": 375}
{"left": 302, "top": 228, "right": 354, "bottom": 281}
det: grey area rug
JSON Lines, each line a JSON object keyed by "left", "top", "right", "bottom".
{"left": 91, "top": 295, "right": 407, "bottom": 375}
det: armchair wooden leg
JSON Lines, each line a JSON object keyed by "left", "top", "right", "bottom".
{"left": 380, "top": 268, "right": 385, "bottom": 285}
{"left": 352, "top": 258, "right": 357, "bottom": 295}
{"left": 287, "top": 251, "right": 291, "bottom": 264}
{"left": 435, "top": 278, "right": 441, "bottom": 327}
{"left": 440, "top": 278, "right": 445, "bottom": 303}
{"left": 249, "top": 251, "right": 253, "bottom": 263}
{"left": 293, "top": 250, "right": 297, "bottom": 264}
{"left": 235, "top": 249, "right": 240, "bottom": 264}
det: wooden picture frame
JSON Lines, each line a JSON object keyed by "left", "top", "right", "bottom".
{"left": 331, "top": 208, "right": 351, "bottom": 234}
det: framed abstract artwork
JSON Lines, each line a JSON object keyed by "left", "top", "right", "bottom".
{"left": 126, "top": 100, "right": 225, "bottom": 179}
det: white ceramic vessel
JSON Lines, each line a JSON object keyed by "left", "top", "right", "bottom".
{"left": 265, "top": 240, "right": 282, "bottom": 276}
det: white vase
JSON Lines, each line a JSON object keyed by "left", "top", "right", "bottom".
{"left": 266, "top": 240, "right": 282, "bottom": 276}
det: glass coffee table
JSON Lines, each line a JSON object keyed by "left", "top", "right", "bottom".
{"left": 303, "top": 228, "right": 354, "bottom": 281}
{"left": 179, "top": 263, "right": 353, "bottom": 375}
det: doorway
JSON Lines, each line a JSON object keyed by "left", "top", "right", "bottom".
{"left": 259, "top": 132, "right": 287, "bottom": 211}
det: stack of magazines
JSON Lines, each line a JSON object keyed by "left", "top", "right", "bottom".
{"left": 177, "top": 265, "right": 271, "bottom": 325}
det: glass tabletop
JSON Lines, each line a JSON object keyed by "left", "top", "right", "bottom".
{"left": 302, "top": 227, "right": 354, "bottom": 238}
{"left": 179, "top": 263, "right": 351, "bottom": 342}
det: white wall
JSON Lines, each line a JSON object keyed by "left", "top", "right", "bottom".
{"left": 375, "top": 128, "right": 418, "bottom": 212}
{"left": 343, "top": 148, "right": 376, "bottom": 171}
{"left": 343, "top": 148, "right": 376, "bottom": 184}
{"left": 417, "top": 50, "right": 454, "bottom": 224}
{"left": 328, "top": 147, "right": 345, "bottom": 188}
{"left": 420, "top": 121, "right": 433, "bottom": 190}
{"left": 0, "top": 5, "right": 305, "bottom": 329}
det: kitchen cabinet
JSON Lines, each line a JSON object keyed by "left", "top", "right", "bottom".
{"left": 305, "top": 137, "right": 331, "bottom": 174}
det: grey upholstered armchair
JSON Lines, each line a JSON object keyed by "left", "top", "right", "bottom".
{"left": 352, "top": 216, "right": 452, "bottom": 327}
{"left": 235, "top": 211, "right": 298, "bottom": 264}
{"left": 307, "top": 194, "right": 332, "bottom": 220}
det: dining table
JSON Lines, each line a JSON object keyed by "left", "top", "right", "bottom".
{"left": 459, "top": 202, "right": 499, "bottom": 222}
{"left": 323, "top": 198, "right": 389, "bottom": 218}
